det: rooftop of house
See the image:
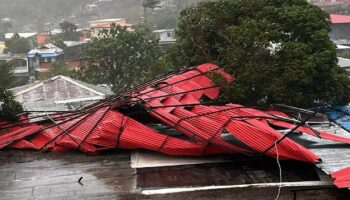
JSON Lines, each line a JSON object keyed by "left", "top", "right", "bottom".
{"left": 0, "top": 53, "right": 27, "bottom": 60}
{"left": 77, "top": 28, "right": 91, "bottom": 32}
{"left": 153, "top": 29, "right": 175, "bottom": 33}
{"left": 330, "top": 14, "right": 350, "bottom": 24}
{"left": 338, "top": 57, "right": 350, "bottom": 68}
{"left": 90, "top": 18, "right": 133, "bottom": 28}
{"left": 90, "top": 22, "right": 133, "bottom": 28}
{"left": 336, "top": 44, "right": 350, "bottom": 49}
{"left": 91, "top": 18, "right": 126, "bottom": 23}
{"left": 63, "top": 41, "right": 88, "bottom": 47}
{"left": 2, "top": 149, "right": 348, "bottom": 199}
{"left": 10, "top": 75, "right": 114, "bottom": 114}
{"left": 27, "top": 43, "right": 64, "bottom": 58}
{"left": 5, "top": 32, "right": 37, "bottom": 39}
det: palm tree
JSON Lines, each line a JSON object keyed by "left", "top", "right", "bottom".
{"left": 142, "top": 0, "right": 160, "bottom": 24}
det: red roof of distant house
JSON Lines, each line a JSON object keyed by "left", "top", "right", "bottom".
{"left": 330, "top": 14, "right": 350, "bottom": 24}
{"left": 91, "top": 22, "right": 133, "bottom": 28}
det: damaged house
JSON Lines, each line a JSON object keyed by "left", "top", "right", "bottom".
{"left": 1, "top": 64, "right": 350, "bottom": 199}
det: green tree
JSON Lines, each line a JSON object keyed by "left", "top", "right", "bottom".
{"left": 0, "top": 62, "right": 23, "bottom": 121}
{"left": 4, "top": 33, "right": 32, "bottom": 54}
{"left": 37, "top": 61, "right": 73, "bottom": 80}
{"left": 170, "top": 0, "right": 350, "bottom": 107}
{"left": 78, "top": 24, "right": 166, "bottom": 92}
{"left": 59, "top": 21, "right": 79, "bottom": 41}
{"left": 0, "top": 87, "right": 23, "bottom": 122}
{"left": 50, "top": 61, "right": 72, "bottom": 77}
{"left": 143, "top": 0, "right": 160, "bottom": 24}
{"left": 0, "top": 62, "right": 18, "bottom": 89}
{"left": 51, "top": 37, "right": 67, "bottom": 49}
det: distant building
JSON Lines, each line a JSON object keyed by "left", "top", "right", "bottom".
{"left": 36, "top": 32, "right": 50, "bottom": 47}
{"left": 308, "top": 0, "right": 350, "bottom": 6}
{"left": 90, "top": 18, "right": 133, "bottom": 38}
{"left": 337, "top": 44, "right": 350, "bottom": 49}
{"left": 51, "top": 29, "right": 63, "bottom": 35}
{"left": 10, "top": 75, "right": 113, "bottom": 113}
{"left": 63, "top": 41, "right": 88, "bottom": 69}
{"left": 0, "top": 41, "right": 5, "bottom": 54}
{"left": 338, "top": 57, "right": 350, "bottom": 72}
{"left": 5, "top": 32, "right": 37, "bottom": 40}
{"left": 27, "top": 43, "right": 64, "bottom": 72}
{"left": 0, "top": 53, "right": 29, "bottom": 76}
{"left": 330, "top": 14, "right": 350, "bottom": 40}
{"left": 153, "top": 29, "right": 176, "bottom": 44}
{"left": 77, "top": 28, "right": 92, "bottom": 41}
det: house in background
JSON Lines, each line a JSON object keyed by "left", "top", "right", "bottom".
{"left": 63, "top": 41, "right": 88, "bottom": 69}
{"left": 10, "top": 75, "right": 113, "bottom": 113}
{"left": 36, "top": 32, "right": 50, "bottom": 47}
{"left": 330, "top": 14, "right": 350, "bottom": 40}
{"left": 153, "top": 29, "right": 176, "bottom": 47}
{"left": 90, "top": 18, "right": 133, "bottom": 38}
{"left": 338, "top": 57, "right": 350, "bottom": 72}
{"left": 77, "top": 28, "right": 92, "bottom": 41}
{"left": 0, "top": 41, "right": 5, "bottom": 54}
{"left": 308, "top": 0, "right": 350, "bottom": 7}
{"left": 27, "top": 43, "right": 64, "bottom": 72}
{"left": 0, "top": 53, "right": 29, "bottom": 77}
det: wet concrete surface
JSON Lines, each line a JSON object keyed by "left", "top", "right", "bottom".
{"left": 0, "top": 150, "right": 136, "bottom": 199}
{"left": 0, "top": 150, "right": 350, "bottom": 200}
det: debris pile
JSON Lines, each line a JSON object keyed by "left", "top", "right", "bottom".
{"left": 1, "top": 63, "right": 350, "bottom": 188}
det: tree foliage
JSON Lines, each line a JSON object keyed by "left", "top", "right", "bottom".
{"left": 50, "top": 61, "right": 72, "bottom": 77}
{"left": 59, "top": 21, "right": 79, "bottom": 41}
{"left": 77, "top": 24, "right": 167, "bottom": 92}
{"left": 0, "top": 62, "right": 18, "bottom": 89}
{"left": 50, "top": 37, "right": 67, "bottom": 50}
{"left": 0, "top": 62, "right": 23, "bottom": 121}
{"left": 0, "top": 87, "right": 23, "bottom": 122}
{"left": 4, "top": 33, "right": 31, "bottom": 54}
{"left": 37, "top": 61, "right": 73, "bottom": 80}
{"left": 171, "top": 0, "right": 350, "bottom": 107}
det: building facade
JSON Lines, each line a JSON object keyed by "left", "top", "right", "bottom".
{"left": 90, "top": 18, "right": 133, "bottom": 38}
{"left": 27, "top": 43, "right": 64, "bottom": 73}
{"left": 330, "top": 14, "right": 350, "bottom": 40}
{"left": 0, "top": 53, "right": 29, "bottom": 77}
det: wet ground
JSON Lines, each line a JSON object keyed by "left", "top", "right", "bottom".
{"left": 0, "top": 150, "right": 136, "bottom": 199}
{"left": 0, "top": 150, "right": 349, "bottom": 200}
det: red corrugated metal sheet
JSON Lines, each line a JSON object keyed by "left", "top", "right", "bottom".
{"left": 332, "top": 167, "right": 350, "bottom": 188}
{"left": 0, "top": 124, "right": 42, "bottom": 149}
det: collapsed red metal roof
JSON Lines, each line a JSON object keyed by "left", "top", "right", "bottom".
{"left": 1, "top": 63, "right": 350, "bottom": 188}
